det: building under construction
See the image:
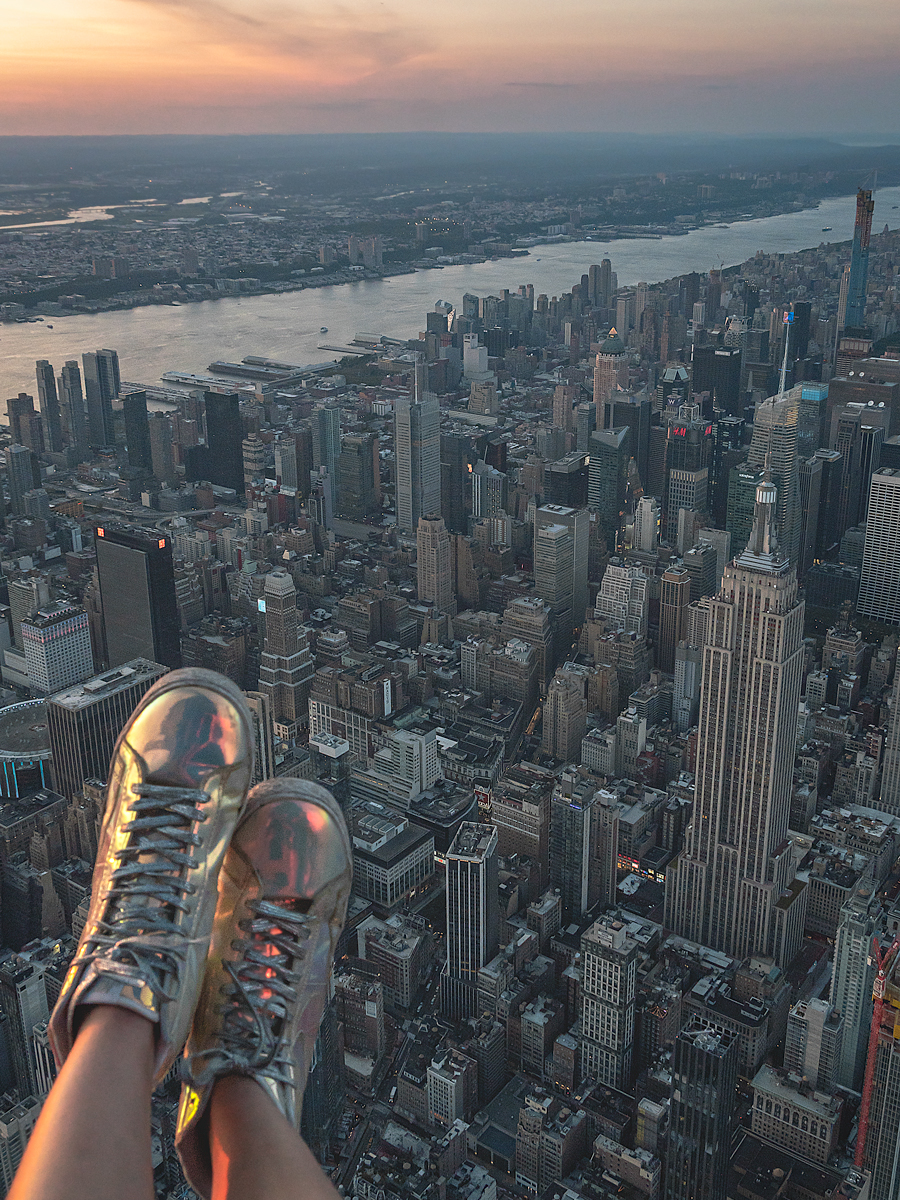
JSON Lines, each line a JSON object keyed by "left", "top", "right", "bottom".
{"left": 857, "top": 936, "right": 900, "bottom": 1199}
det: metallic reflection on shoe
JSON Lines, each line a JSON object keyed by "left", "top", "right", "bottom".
{"left": 48, "top": 670, "right": 255, "bottom": 1083}
{"left": 176, "top": 780, "right": 351, "bottom": 1200}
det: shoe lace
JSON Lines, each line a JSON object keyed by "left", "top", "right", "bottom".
{"left": 76, "top": 783, "right": 210, "bottom": 998}
{"left": 215, "top": 899, "right": 311, "bottom": 1083}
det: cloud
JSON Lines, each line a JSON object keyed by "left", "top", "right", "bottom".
{"left": 121, "top": 0, "right": 430, "bottom": 72}
{"left": 504, "top": 81, "right": 579, "bottom": 89}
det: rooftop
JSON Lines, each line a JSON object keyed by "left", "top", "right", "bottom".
{"left": 752, "top": 1064, "right": 842, "bottom": 1120}
{"left": 449, "top": 822, "right": 496, "bottom": 860}
{"left": 49, "top": 659, "right": 167, "bottom": 711}
{"left": 0, "top": 701, "right": 51, "bottom": 762}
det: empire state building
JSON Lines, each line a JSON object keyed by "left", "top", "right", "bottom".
{"left": 665, "top": 474, "right": 806, "bottom": 968}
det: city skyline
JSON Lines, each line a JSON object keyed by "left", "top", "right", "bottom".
{"left": 3, "top": 0, "right": 900, "bottom": 136}
{"left": 0, "top": 152, "right": 899, "bottom": 1197}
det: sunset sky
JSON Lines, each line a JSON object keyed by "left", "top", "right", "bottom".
{"left": 3, "top": 0, "right": 899, "bottom": 136}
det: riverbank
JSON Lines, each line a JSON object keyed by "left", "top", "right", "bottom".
{"left": 3, "top": 185, "right": 899, "bottom": 400}
{"left": 0, "top": 192, "right": 849, "bottom": 324}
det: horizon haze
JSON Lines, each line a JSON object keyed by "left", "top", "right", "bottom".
{"left": 4, "top": 0, "right": 900, "bottom": 137}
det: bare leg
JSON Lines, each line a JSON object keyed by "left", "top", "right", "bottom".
{"left": 209, "top": 1076, "right": 340, "bottom": 1200}
{"left": 9, "top": 1007, "right": 156, "bottom": 1200}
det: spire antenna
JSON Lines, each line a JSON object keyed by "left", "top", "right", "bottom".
{"left": 778, "top": 307, "right": 793, "bottom": 398}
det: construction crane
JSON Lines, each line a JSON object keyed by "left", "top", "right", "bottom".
{"left": 855, "top": 932, "right": 900, "bottom": 1168}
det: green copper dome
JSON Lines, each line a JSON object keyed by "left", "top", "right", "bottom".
{"left": 598, "top": 327, "right": 626, "bottom": 355}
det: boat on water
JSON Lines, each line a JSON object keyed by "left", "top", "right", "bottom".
{"left": 822, "top": 227, "right": 832, "bottom": 232}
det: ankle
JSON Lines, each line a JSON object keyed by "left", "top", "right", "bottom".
{"left": 75, "top": 1004, "right": 157, "bottom": 1068}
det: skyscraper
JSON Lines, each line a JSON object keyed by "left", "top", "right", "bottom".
{"left": 148, "top": 412, "right": 175, "bottom": 486}
{"left": 830, "top": 405, "right": 884, "bottom": 541}
{"left": 8, "top": 575, "right": 50, "bottom": 652}
{"left": 664, "top": 1022, "right": 737, "bottom": 1200}
{"left": 58, "top": 361, "right": 89, "bottom": 457}
{"left": 46, "top": 657, "right": 168, "bottom": 799}
{"left": 662, "top": 401, "right": 713, "bottom": 540}
{"left": 602, "top": 394, "right": 651, "bottom": 487}
{"left": 0, "top": 1094, "right": 41, "bottom": 1192}
{"left": 471, "top": 459, "right": 508, "bottom": 519}
{"left": 542, "top": 667, "right": 587, "bottom": 763}
{"left": 204, "top": 391, "right": 243, "bottom": 495}
{"left": 858, "top": 950, "right": 900, "bottom": 1198}
{"left": 831, "top": 878, "right": 883, "bottom": 1094}
{"left": 22, "top": 605, "right": 93, "bottom": 696}
{"left": 534, "top": 505, "right": 589, "bottom": 666}
{"left": 257, "top": 570, "right": 314, "bottom": 727}
{"left": 274, "top": 437, "right": 298, "bottom": 490}
{"left": 665, "top": 474, "right": 805, "bottom": 967}
{"left": 300, "top": 997, "right": 345, "bottom": 1156}
{"left": 784, "top": 998, "right": 843, "bottom": 1092}
{"left": 589, "top": 260, "right": 612, "bottom": 307}
{"left": 35, "top": 361, "right": 63, "bottom": 454}
{"left": 242, "top": 432, "right": 266, "bottom": 495}
{"left": 710, "top": 414, "right": 746, "bottom": 531}
{"left": 95, "top": 525, "right": 181, "bottom": 670}
{"left": 580, "top": 916, "right": 637, "bottom": 1089}
{"left": 549, "top": 775, "right": 618, "bottom": 921}
{"left": 658, "top": 566, "right": 691, "bottom": 674}
{"left": 501, "top": 597, "right": 555, "bottom": 689}
{"left": 315, "top": 406, "right": 341, "bottom": 490}
{"left": 395, "top": 390, "right": 441, "bottom": 535}
{"left": 294, "top": 424, "right": 314, "bottom": 499}
{"left": 440, "top": 432, "right": 476, "bottom": 534}
{"left": 633, "top": 496, "right": 660, "bottom": 553}
{"left": 7, "top": 393, "right": 42, "bottom": 455}
{"left": 595, "top": 560, "right": 649, "bottom": 636}
{"left": 798, "top": 454, "right": 823, "bottom": 579}
{"left": 417, "top": 515, "right": 454, "bottom": 615}
{"left": 881, "top": 666, "right": 900, "bottom": 815}
{"left": 845, "top": 187, "right": 875, "bottom": 331}
{"left": 5, "top": 445, "right": 38, "bottom": 515}
{"left": 857, "top": 470, "right": 900, "bottom": 627}
{"left": 747, "top": 392, "right": 801, "bottom": 564}
{"left": 552, "top": 383, "right": 578, "bottom": 432}
{"left": 337, "top": 433, "right": 379, "bottom": 520}
{"left": 0, "top": 960, "right": 49, "bottom": 1100}
{"left": 691, "top": 344, "right": 743, "bottom": 417}
{"left": 442, "top": 823, "right": 499, "bottom": 1020}
{"left": 82, "top": 349, "right": 119, "bottom": 446}
{"left": 588, "top": 427, "right": 630, "bottom": 551}
{"left": 726, "top": 465, "right": 765, "bottom": 554}
{"left": 122, "top": 390, "right": 153, "bottom": 475}
{"left": 592, "top": 329, "right": 628, "bottom": 424}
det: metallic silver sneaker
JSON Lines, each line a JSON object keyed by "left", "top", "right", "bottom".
{"left": 176, "top": 779, "right": 352, "bottom": 1200}
{"left": 48, "top": 668, "right": 254, "bottom": 1084}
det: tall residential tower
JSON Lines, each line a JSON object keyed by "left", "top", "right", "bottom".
{"left": 845, "top": 187, "right": 875, "bottom": 331}
{"left": 395, "top": 389, "right": 440, "bottom": 535}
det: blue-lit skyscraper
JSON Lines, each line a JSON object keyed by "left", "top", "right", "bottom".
{"left": 845, "top": 188, "right": 875, "bottom": 331}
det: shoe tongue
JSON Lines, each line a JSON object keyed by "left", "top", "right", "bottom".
{"left": 144, "top": 767, "right": 203, "bottom": 791}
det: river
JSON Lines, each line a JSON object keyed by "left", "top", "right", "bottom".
{"left": 2, "top": 185, "right": 900, "bottom": 404}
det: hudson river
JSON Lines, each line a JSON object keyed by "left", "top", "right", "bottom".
{"left": 2, "top": 185, "right": 900, "bottom": 402}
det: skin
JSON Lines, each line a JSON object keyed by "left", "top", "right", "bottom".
{"left": 9, "top": 1007, "right": 157, "bottom": 1200}
{"left": 9, "top": 1007, "right": 341, "bottom": 1200}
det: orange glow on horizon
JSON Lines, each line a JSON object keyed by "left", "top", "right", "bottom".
{"left": 0, "top": 0, "right": 897, "bottom": 134}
